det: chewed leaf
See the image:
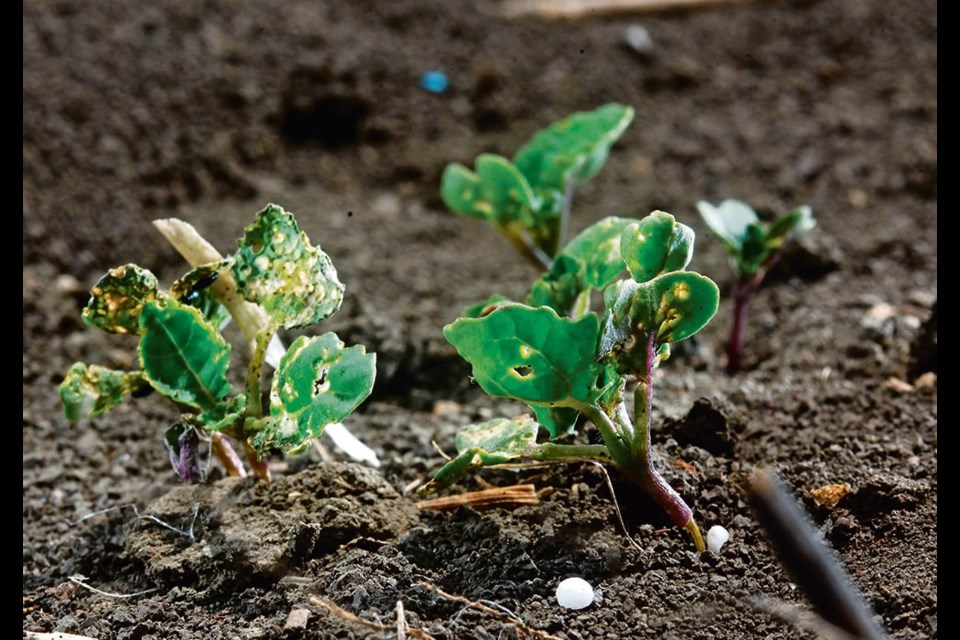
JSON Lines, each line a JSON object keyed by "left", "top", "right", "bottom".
{"left": 526, "top": 255, "right": 587, "bottom": 315}
{"left": 138, "top": 299, "right": 233, "bottom": 422}
{"left": 250, "top": 332, "right": 376, "bottom": 454}
{"left": 170, "top": 261, "right": 231, "bottom": 329}
{"left": 233, "top": 204, "right": 344, "bottom": 329}
{"left": 444, "top": 304, "right": 605, "bottom": 407}
{"left": 421, "top": 416, "right": 540, "bottom": 493}
{"left": 514, "top": 104, "right": 635, "bottom": 192}
{"left": 82, "top": 264, "right": 159, "bottom": 335}
{"left": 562, "top": 217, "right": 633, "bottom": 288}
{"left": 599, "top": 272, "right": 719, "bottom": 373}
{"left": 59, "top": 363, "right": 148, "bottom": 421}
{"left": 620, "top": 211, "right": 694, "bottom": 282}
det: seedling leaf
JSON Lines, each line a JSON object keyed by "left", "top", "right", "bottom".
{"left": 81, "top": 264, "right": 159, "bottom": 335}
{"left": 233, "top": 204, "right": 344, "bottom": 329}
{"left": 561, "top": 216, "right": 634, "bottom": 289}
{"left": 138, "top": 299, "right": 234, "bottom": 422}
{"left": 443, "top": 304, "right": 604, "bottom": 407}
{"left": 514, "top": 104, "right": 635, "bottom": 192}
{"left": 767, "top": 205, "right": 815, "bottom": 249}
{"left": 164, "top": 423, "right": 202, "bottom": 483}
{"left": 696, "top": 199, "right": 759, "bottom": 255}
{"left": 620, "top": 211, "right": 694, "bottom": 282}
{"left": 526, "top": 254, "right": 587, "bottom": 315}
{"left": 422, "top": 416, "right": 540, "bottom": 492}
{"left": 250, "top": 332, "right": 376, "bottom": 454}
{"left": 463, "top": 295, "right": 513, "bottom": 319}
{"left": 170, "top": 261, "right": 231, "bottom": 329}
{"left": 59, "top": 363, "right": 148, "bottom": 421}
{"left": 599, "top": 272, "right": 719, "bottom": 372}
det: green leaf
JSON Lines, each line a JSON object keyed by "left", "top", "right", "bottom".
{"left": 170, "top": 261, "right": 231, "bottom": 329}
{"left": 526, "top": 255, "right": 587, "bottom": 316}
{"left": 249, "top": 332, "right": 376, "bottom": 454}
{"left": 441, "top": 163, "right": 490, "bottom": 219}
{"left": 514, "top": 104, "right": 635, "bottom": 192}
{"left": 81, "top": 264, "right": 159, "bottom": 335}
{"left": 475, "top": 154, "right": 537, "bottom": 224}
{"left": 59, "top": 363, "right": 148, "bottom": 421}
{"left": 620, "top": 211, "right": 694, "bottom": 282}
{"left": 232, "top": 204, "right": 344, "bottom": 330}
{"left": 444, "top": 304, "right": 605, "bottom": 407}
{"left": 531, "top": 405, "right": 580, "bottom": 438}
{"left": 421, "top": 416, "right": 540, "bottom": 493}
{"left": 696, "top": 199, "right": 759, "bottom": 256}
{"left": 766, "top": 205, "right": 815, "bottom": 249}
{"left": 463, "top": 295, "right": 514, "bottom": 319}
{"left": 561, "top": 216, "right": 634, "bottom": 289}
{"left": 599, "top": 272, "right": 719, "bottom": 372}
{"left": 138, "top": 299, "right": 234, "bottom": 422}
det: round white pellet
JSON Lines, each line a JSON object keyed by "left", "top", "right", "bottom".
{"left": 706, "top": 525, "right": 730, "bottom": 554}
{"left": 556, "top": 577, "right": 594, "bottom": 610}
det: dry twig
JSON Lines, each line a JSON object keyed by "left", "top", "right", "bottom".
{"left": 416, "top": 484, "right": 540, "bottom": 511}
{"left": 310, "top": 596, "right": 435, "bottom": 640}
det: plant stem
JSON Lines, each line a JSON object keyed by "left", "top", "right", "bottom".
{"left": 579, "top": 404, "right": 632, "bottom": 468}
{"left": 534, "top": 442, "right": 614, "bottom": 464}
{"left": 210, "top": 432, "right": 247, "bottom": 478}
{"left": 245, "top": 329, "right": 273, "bottom": 420}
{"left": 497, "top": 222, "right": 553, "bottom": 271}
{"left": 628, "top": 332, "right": 704, "bottom": 551}
{"left": 726, "top": 279, "right": 752, "bottom": 374}
{"left": 559, "top": 180, "right": 576, "bottom": 251}
{"left": 243, "top": 442, "right": 272, "bottom": 482}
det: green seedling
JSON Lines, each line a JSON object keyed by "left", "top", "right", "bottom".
{"left": 423, "top": 211, "right": 719, "bottom": 551}
{"left": 441, "top": 103, "right": 634, "bottom": 269}
{"left": 697, "top": 199, "right": 814, "bottom": 373}
{"left": 60, "top": 204, "right": 376, "bottom": 482}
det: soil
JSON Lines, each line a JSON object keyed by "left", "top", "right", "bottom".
{"left": 23, "top": 1, "right": 937, "bottom": 638}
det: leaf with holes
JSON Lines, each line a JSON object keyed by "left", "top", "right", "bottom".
{"left": 232, "top": 203, "right": 344, "bottom": 329}
{"left": 170, "top": 261, "right": 231, "bottom": 330}
{"left": 249, "top": 332, "right": 376, "bottom": 454}
{"left": 59, "top": 363, "right": 148, "bottom": 421}
{"left": 620, "top": 211, "right": 694, "bottom": 283}
{"left": 138, "top": 299, "right": 234, "bottom": 423}
{"left": 599, "top": 272, "right": 719, "bottom": 373}
{"left": 420, "top": 416, "right": 541, "bottom": 493}
{"left": 514, "top": 103, "right": 635, "bottom": 193}
{"left": 443, "top": 304, "right": 605, "bottom": 407}
{"left": 81, "top": 264, "right": 159, "bottom": 335}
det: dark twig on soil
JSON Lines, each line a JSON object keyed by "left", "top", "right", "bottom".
{"left": 750, "top": 469, "right": 889, "bottom": 640}
{"left": 310, "top": 596, "right": 436, "bottom": 640}
{"left": 413, "top": 581, "right": 563, "bottom": 640}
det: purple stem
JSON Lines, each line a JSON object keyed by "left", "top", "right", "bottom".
{"left": 628, "top": 333, "right": 694, "bottom": 528}
{"left": 727, "top": 251, "right": 781, "bottom": 374}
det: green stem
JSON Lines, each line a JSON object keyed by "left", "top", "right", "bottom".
{"left": 579, "top": 404, "right": 632, "bottom": 469}
{"left": 559, "top": 180, "right": 575, "bottom": 250}
{"left": 497, "top": 222, "right": 553, "bottom": 271}
{"left": 533, "top": 442, "right": 614, "bottom": 464}
{"left": 245, "top": 328, "right": 273, "bottom": 420}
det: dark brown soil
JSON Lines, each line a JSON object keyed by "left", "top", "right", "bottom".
{"left": 24, "top": 1, "right": 937, "bottom": 638}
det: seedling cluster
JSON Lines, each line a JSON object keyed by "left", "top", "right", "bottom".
{"left": 61, "top": 204, "right": 376, "bottom": 481}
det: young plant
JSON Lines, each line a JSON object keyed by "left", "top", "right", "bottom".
{"left": 60, "top": 204, "right": 376, "bottom": 482}
{"left": 441, "top": 103, "right": 634, "bottom": 269}
{"left": 422, "top": 211, "right": 719, "bottom": 551}
{"left": 697, "top": 199, "right": 815, "bottom": 373}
